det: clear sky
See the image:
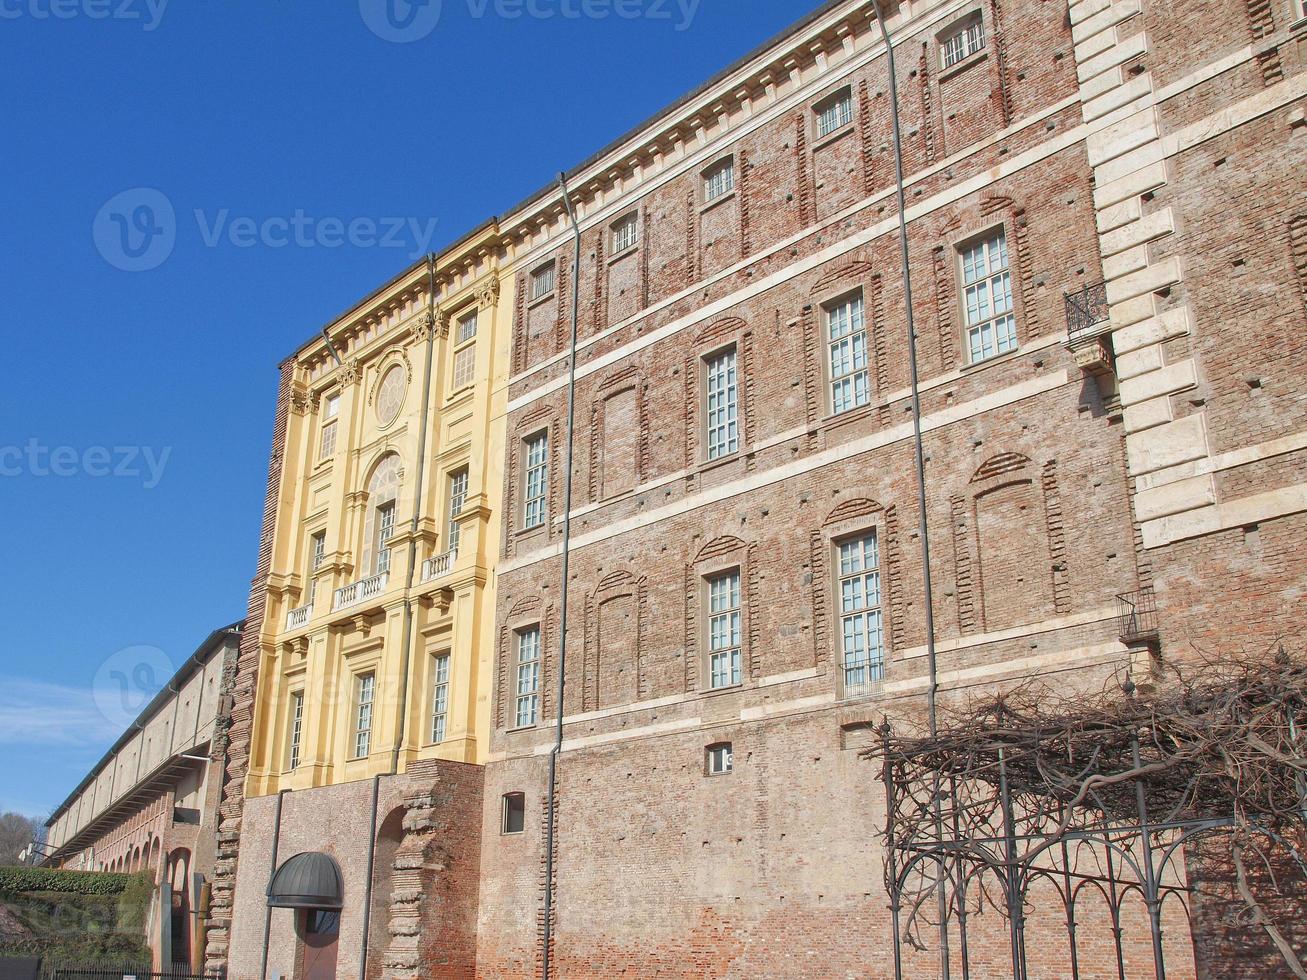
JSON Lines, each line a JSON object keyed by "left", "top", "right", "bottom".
{"left": 0, "top": 0, "right": 808, "bottom": 821}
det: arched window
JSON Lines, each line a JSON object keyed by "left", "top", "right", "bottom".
{"left": 361, "top": 453, "right": 402, "bottom": 576}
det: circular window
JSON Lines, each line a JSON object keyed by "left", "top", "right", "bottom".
{"left": 376, "top": 366, "right": 406, "bottom": 425}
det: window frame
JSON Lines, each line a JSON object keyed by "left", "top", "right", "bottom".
{"left": 703, "top": 345, "right": 740, "bottom": 462}
{"left": 702, "top": 156, "right": 736, "bottom": 206}
{"left": 446, "top": 467, "right": 469, "bottom": 556}
{"left": 522, "top": 430, "right": 549, "bottom": 530}
{"left": 825, "top": 290, "right": 871, "bottom": 416}
{"left": 706, "top": 742, "right": 734, "bottom": 776}
{"left": 705, "top": 568, "right": 743, "bottom": 690}
{"left": 938, "top": 12, "right": 986, "bottom": 72}
{"left": 609, "top": 212, "right": 638, "bottom": 257}
{"left": 501, "top": 792, "right": 526, "bottom": 835}
{"left": 835, "top": 531, "right": 887, "bottom": 697}
{"left": 450, "top": 308, "right": 478, "bottom": 393}
{"left": 430, "top": 652, "right": 450, "bottom": 744}
{"left": 352, "top": 672, "right": 375, "bottom": 760}
{"left": 318, "top": 392, "right": 340, "bottom": 461}
{"left": 513, "top": 625, "right": 542, "bottom": 729}
{"left": 310, "top": 531, "right": 326, "bottom": 572}
{"left": 813, "top": 87, "right": 855, "bottom": 141}
{"left": 374, "top": 501, "right": 397, "bottom": 575}
{"left": 288, "top": 690, "right": 304, "bottom": 770}
{"left": 529, "top": 261, "right": 557, "bottom": 303}
{"left": 957, "top": 225, "right": 1019, "bottom": 366}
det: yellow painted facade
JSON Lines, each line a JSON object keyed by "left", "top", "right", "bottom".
{"left": 246, "top": 224, "right": 512, "bottom": 796}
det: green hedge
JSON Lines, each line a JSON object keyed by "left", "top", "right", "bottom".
{"left": 0, "top": 867, "right": 137, "bottom": 896}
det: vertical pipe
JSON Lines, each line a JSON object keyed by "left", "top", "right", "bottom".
{"left": 867, "top": 1, "right": 948, "bottom": 973}
{"left": 356, "top": 775, "right": 382, "bottom": 980}
{"left": 259, "top": 789, "right": 289, "bottom": 980}
{"left": 881, "top": 723, "right": 905, "bottom": 980}
{"left": 541, "top": 173, "right": 583, "bottom": 980}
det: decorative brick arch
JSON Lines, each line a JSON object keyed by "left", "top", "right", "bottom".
{"left": 684, "top": 535, "right": 760, "bottom": 689}
{"left": 582, "top": 569, "right": 649, "bottom": 710}
{"left": 588, "top": 366, "right": 650, "bottom": 503}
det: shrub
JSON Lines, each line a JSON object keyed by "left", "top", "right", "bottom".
{"left": 0, "top": 867, "right": 134, "bottom": 897}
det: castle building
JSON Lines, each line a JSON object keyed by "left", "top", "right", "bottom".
{"left": 211, "top": 0, "right": 1307, "bottom": 975}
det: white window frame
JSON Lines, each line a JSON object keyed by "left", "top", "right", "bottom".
{"left": 288, "top": 690, "right": 304, "bottom": 770}
{"left": 530, "top": 262, "right": 556, "bottom": 302}
{"left": 353, "top": 673, "right": 375, "bottom": 759}
{"left": 826, "top": 293, "right": 870, "bottom": 414}
{"left": 447, "top": 468, "right": 468, "bottom": 555}
{"left": 838, "top": 533, "right": 886, "bottom": 694}
{"left": 815, "top": 88, "right": 854, "bottom": 139}
{"left": 707, "top": 742, "right": 733, "bottom": 776}
{"left": 704, "top": 348, "right": 739, "bottom": 461}
{"left": 451, "top": 309, "right": 478, "bottom": 392}
{"left": 707, "top": 570, "right": 742, "bottom": 689}
{"left": 610, "top": 213, "right": 638, "bottom": 255}
{"left": 430, "top": 653, "right": 450, "bottom": 744}
{"left": 375, "top": 501, "right": 396, "bottom": 574}
{"left": 318, "top": 393, "right": 340, "bottom": 461}
{"left": 941, "top": 16, "right": 985, "bottom": 69}
{"left": 960, "top": 228, "right": 1018, "bottom": 364}
{"left": 514, "top": 627, "right": 541, "bottom": 728}
{"left": 703, "top": 157, "right": 735, "bottom": 203}
{"left": 310, "top": 531, "right": 326, "bottom": 571}
{"left": 523, "top": 432, "right": 549, "bottom": 530}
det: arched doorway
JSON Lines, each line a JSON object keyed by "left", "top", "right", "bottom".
{"left": 167, "top": 848, "right": 192, "bottom": 969}
{"left": 267, "top": 852, "right": 344, "bottom": 980}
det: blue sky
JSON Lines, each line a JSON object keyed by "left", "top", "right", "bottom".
{"left": 0, "top": 0, "right": 807, "bottom": 820}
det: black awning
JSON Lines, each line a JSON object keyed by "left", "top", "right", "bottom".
{"left": 266, "top": 852, "right": 343, "bottom": 909}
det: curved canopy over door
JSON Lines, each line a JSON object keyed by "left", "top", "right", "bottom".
{"left": 266, "top": 852, "right": 343, "bottom": 909}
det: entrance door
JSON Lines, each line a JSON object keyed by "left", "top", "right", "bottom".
{"left": 300, "top": 909, "right": 340, "bottom": 980}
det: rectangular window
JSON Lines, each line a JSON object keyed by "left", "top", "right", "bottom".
{"left": 704, "top": 348, "right": 738, "bottom": 461}
{"left": 311, "top": 532, "right": 326, "bottom": 572}
{"left": 288, "top": 691, "right": 304, "bottom": 770}
{"left": 430, "top": 653, "right": 450, "bottom": 744}
{"left": 502, "top": 792, "right": 526, "bottom": 834}
{"left": 375, "top": 502, "right": 396, "bottom": 574}
{"left": 961, "top": 229, "right": 1017, "bottom": 363}
{"left": 514, "top": 627, "right": 541, "bottom": 728}
{"left": 523, "top": 433, "right": 549, "bottom": 530}
{"left": 816, "top": 89, "right": 854, "bottom": 138}
{"left": 704, "top": 158, "right": 735, "bottom": 202}
{"left": 447, "top": 468, "right": 468, "bottom": 555}
{"left": 319, "top": 393, "right": 340, "bottom": 461}
{"left": 353, "top": 673, "right": 374, "bottom": 759}
{"left": 707, "top": 571, "right": 742, "bottom": 689}
{"left": 530, "top": 262, "right": 556, "bottom": 301}
{"left": 827, "top": 294, "right": 870, "bottom": 414}
{"left": 451, "top": 309, "right": 477, "bottom": 391}
{"left": 611, "top": 214, "right": 638, "bottom": 254}
{"left": 707, "top": 743, "right": 733, "bottom": 775}
{"left": 839, "top": 534, "right": 886, "bottom": 692}
{"left": 942, "top": 18, "right": 985, "bottom": 69}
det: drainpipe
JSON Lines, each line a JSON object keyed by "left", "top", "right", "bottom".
{"left": 868, "top": 1, "right": 948, "bottom": 974}
{"left": 259, "top": 788, "right": 290, "bottom": 980}
{"left": 541, "top": 173, "right": 583, "bottom": 980}
{"left": 356, "top": 254, "right": 440, "bottom": 980}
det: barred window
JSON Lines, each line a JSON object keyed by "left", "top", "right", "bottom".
{"left": 827, "top": 294, "right": 870, "bottom": 414}
{"left": 452, "top": 309, "right": 477, "bottom": 391}
{"left": 319, "top": 393, "right": 339, "bottom": 460}
{"left": 704, "top": 158, "right": 735, "bottom": 202}
{"left": 838, "top": 534, "right": 885, "bottom": 693}
{"left": 816, "top": 89, "right": 854, "bottom": 138}
{"left": 961, "top": 229, "right": 1017, "bottom": 363}
{"left": 705, "top": 349, "right": 738, "bottom": 460}
{"left": 353, "top": 673, "right": 375, "bottom": 759}
{"left": 611, "top": 214, "right": 638, "bottom": 254}
{"left": 530, "top": 262, "right": 556, "bottom": 301}
{"left": 515, "top": 627, "right": 541, "bottom": 728}
{"left": 447, "top": 468, "right": 468, "bottom": 555}
{"left": 707, "top": 570, "right": 742, "bottom": 689}
{"left": 430, "top": 653, "right": 450, "bottom": 744}
{"left": 523, "top": 432, "right": 549, "bottom": 529}
{"left": 288, "top": 691, "right": 304, "bottom": 770}
{"left": 941, "top": 18, "right": 985, "bottom": 69}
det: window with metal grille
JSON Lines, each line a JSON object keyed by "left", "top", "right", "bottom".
{"left": 311, "top": 531, "right": 326, "bottom": 571}
{"left": 353, "top": 673, "right": 374, "bottom": 759}
{"left": 707, "top": 570, "right": 742, "bottom": 689}
{"left": 523, "top": 433, "right": 548, "bottom": 529}
{"left": 319, "top": 393, "right": 339, "bottom": 460}
{"left": 515, "top": 627, "right": 540, "bottom": 727}
{"left": 611, "top": 214, "right": 637, "bottom": 254}
{"left": 704, "top": 158, "right": 735, "bottom": 202}
{"left": 288, "top": 691, "right": 304, "bottom": 769}
{"left": 531, "top": 262, "right": 555, "bottom": 301}
{"left": 815, "top": 89, "right": 854, "bottom": 138}
{"left": 375, "top": 502, "right": 396, "bottom": 574}
{"left": 452, "top": 309, "right": 477, "bottom": 391}
{"left": 707, "top": 742, "right": 733, "bottom": 775}
{"left": 960, "top": 229, "right": 1017, "bottom": 363}
{"left": 705, "top": 348, "right": 738, "bottom": 460}
{"left": 941, "top": 18, "right": 985, "bottom": 68}
{"left": 447, "top": 468, "right": 468, "bottom": 555}
{"left": 838, "top": 534, "right": 885, "bottom": 692}
{"left": 430, "top": 653, "right": 450, "bottom": 744}
{"left": 827, "top": 294, "right": 870, "bottom": 413}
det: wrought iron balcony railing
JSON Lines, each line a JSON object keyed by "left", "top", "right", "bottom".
{"left": 1116, "top": 588, "right": 1159, "bottom": 645}
{"left": 1065, "top": 280, "right": 1110, "bottom": 342}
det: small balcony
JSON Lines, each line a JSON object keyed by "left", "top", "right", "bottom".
{"left": 286, "top": 603, "right": 313, "bottom": 630}
{"left": 1116, "top": 588, "right": 1160, "bottom": 646}
{"left": 421, "top": 548, "right": 457, "bottom": 583}
{"left": 1065, "top": 280, "right": 1110, "bottom": 342}
{"left": 334, "top": 571, "right": 389, "bottom": 612}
